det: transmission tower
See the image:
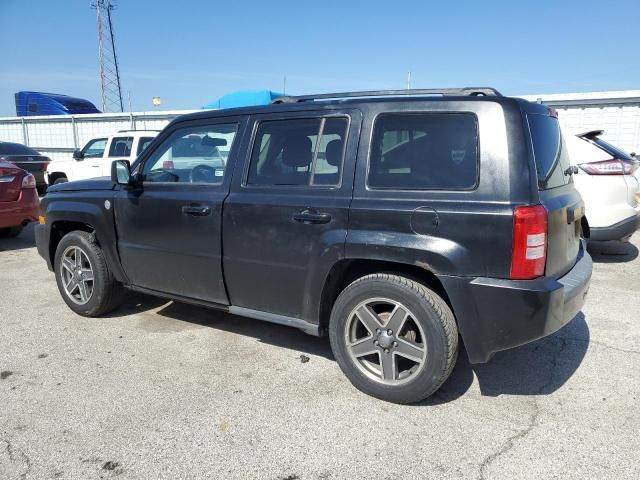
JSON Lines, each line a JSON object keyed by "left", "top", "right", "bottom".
{"left": 93, "top": 0, "right": 124, "bottom": 112}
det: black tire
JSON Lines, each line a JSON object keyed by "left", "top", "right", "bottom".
{"left": 53, "top": 177, "right": 68, "bottom": 185}
{"left": 329, "top": 273, "right": 458, "bottom": 404}
{"left": 54, "top": 230, "right": 125, "bottom": 316}
{"left": 0, "top": 225, "right": 24, "bottom": 238}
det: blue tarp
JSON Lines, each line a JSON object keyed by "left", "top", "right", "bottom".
{"left": 202, "top": 90, "right": 284, "bottom": 110}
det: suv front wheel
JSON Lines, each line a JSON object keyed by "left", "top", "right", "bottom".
{"left": 329, "top": 273, "right": 458, "bottom": 404}
{"left": 54, "top": 231, "right": 125, "bottom": 316}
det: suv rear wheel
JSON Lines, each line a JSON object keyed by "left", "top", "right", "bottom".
{"left": 329, "top": 273, "right": 458, "bottom": 404}
{"left": 54, "top": 231, "right": 125, "bottom": 316}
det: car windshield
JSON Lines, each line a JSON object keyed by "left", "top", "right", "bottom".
{"left": 0, "top": 142, "right": 40, "bottom": 156}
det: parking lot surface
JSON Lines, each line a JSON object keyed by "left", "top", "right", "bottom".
{"left": 1, "top": 224, "right": 639, "bottom": 479}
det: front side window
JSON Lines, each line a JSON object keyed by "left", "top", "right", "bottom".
{"left": 368, "top": 113, "right": 479, "bottom": 190}
{"left": 82, "top": 138, "right": 107, "bottom": 158}
{"left": 142, "top": 123, "right": 237, "bottom": 184}
{"left": 136, "top": 137, "right": 155, "bottom": 155}
{"left": 108, "top": 137, "right": 133, "bottom": 158}
{"left": 247, "top": 116, "right": 348, "bottom": 187}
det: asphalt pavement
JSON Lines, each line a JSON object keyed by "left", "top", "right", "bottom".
{"left": 1, "top": 223, "right": 639, "bottom": 479}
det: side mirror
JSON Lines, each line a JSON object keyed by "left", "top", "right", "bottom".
{"left": 72, "top": 149, "right": 84, "bottom": 160}
{"left": 111, "top": 160, "right": 132, "bottom": 186}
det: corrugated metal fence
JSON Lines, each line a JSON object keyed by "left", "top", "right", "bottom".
{"left": 0, "top": 110, "right": 195, "bottom": 161}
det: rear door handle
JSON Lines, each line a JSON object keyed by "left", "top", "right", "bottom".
{"left": 182, "top": 205, "right": 211, "bottom": 216}
{"left": 292, "top": 209, "right": 332, "bottom": 224}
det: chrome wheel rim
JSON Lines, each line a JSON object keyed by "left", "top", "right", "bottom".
{"left": 60, "top": 246, "right": 94, "bottom": 305}
{"left": 344, "top": 298, "right": 427, "bottom": 385}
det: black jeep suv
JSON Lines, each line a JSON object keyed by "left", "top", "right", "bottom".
{"left": 35, "top": 88, "right": 592, "bottom": 403}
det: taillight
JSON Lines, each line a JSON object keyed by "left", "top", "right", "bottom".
{"left": 510, "top": 205, "right": 547, "bottom": 280}
{"left": 578, "top": 158, "right": 635, "bottom": 175}
{"left": 21, "top": 174, "right": 36, "bottom": 189}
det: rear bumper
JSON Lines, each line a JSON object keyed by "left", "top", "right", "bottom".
{"left": 589, "top": 214, "right": 640, "bottom": 241}
{"left": 440, "top": 241, "right": 592, "bottom": 364}
{"left": 0, "top": 189, "right": 40, "bottom": 229}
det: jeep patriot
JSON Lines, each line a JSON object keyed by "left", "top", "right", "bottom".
{"left": 35, "top": 88, "right": 592, "bottom": 403}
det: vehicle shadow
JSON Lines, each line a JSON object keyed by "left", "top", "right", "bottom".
{"left": 423, "top": 312, "right": 589, "bottom": 405}
{"left": 109, "top": 292, "right": 335, "bottom": 360}
{"left": 587, "top": 240, "right": 638, "bottom": 263}
{"left": 0, "top": 222, "right": 37, "bottom": 252}
{"left": 110, "top": 293, "right": 589, "bottom": 404}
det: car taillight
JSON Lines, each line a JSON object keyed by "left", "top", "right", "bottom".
{"left": 510, "top": 205, "right": 547, "bottom": 280}
{"left": 21, "top": 174, "right": 36, "bottom": 189}
{"left": 578, "top": 158, "right": 635, "bottom": 175}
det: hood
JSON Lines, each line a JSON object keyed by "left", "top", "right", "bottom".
{"left": 47, "top": 176, "right": 114, "bottom": 193}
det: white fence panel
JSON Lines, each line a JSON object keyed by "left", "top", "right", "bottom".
{"left": 0, "top": 110, "right": 196, "bottom": 162}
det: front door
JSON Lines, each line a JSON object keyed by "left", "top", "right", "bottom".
{"left": 75, "top": 137, "right": 107, "bottom": 180}
{"left": 223, "top": 110, "right": 361, "bottom": 321}
{"left": 114, "top": 117, "right": 246, "bottom": 304}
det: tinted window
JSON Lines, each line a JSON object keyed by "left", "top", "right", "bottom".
{"left": 591, "top": 137, "right": 634, "bottom": 162}
{"left": 142, "top": 124, "right": 237, "bottom": 184}
{"left": 247, "top": 117, "right": 348, "bottom": 186}
{"left": 527, "top": 114, "right": 571, "bottom": 189}
{"left": 137, "top": 137, "right": 155, "bottom": 155}
{"left": 0, "top": 142, "right": 40, "bottom": 156}
{"left": 108, "top": 137, "right": 134, "bottom": 157}
{"left": 28, "top": 104, "right": 38, "bottom": 113}
{"left": 82, "top": 138, "right": 107, "bottom": 158}
{"left": 368, "top": 113, "right": 478, "bottom": 190}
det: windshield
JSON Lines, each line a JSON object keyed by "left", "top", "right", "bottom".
{"left": 591, "top": 137, "right": 635, "bottom": 162}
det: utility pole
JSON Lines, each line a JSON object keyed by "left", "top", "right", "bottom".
{"left": 93, "top": 0, "right": 124, "bottom": 112}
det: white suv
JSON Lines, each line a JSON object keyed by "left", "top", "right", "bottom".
{"left": 46, "top": 130, "right": 158, "bottom": 185}
{"left": 566, "top": 130, "right": 640, "bottom": 241}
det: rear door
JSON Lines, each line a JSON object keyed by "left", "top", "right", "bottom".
{"left": 223, "top": 109, "right": 360, "bottom": 321}
{"left": 527, "top": 112, "right": 582, "bottom": 278}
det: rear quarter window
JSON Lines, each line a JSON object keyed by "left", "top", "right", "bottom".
{"left": 368, "top": 113, "right": 479, "bottom": 190}
{"left": 527, "top": 114, "right": 571, "bottom": 189}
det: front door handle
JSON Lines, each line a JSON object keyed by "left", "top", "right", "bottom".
{"left": 292, "top": 209, "right": 332, "bottom": 224}
{"left": 182, "top": 205, "right": 211, "bottom": 216}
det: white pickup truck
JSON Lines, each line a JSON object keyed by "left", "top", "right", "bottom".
{"left": 46, "top": 130, "right": 158, "bottom": 185}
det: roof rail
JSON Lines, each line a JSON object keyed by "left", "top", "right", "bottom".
{"left": 271, "top": 87, "right": 502, "bottom": 104}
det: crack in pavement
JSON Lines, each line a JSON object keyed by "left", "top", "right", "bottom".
{"left": 563, "top": 337, "right": 640, "bottom": 355}
{"left": 477, "top": 337, "right": 569, "bottom": 480}
{"left": 2, "top": 438, "right": 32, "bottom": 480}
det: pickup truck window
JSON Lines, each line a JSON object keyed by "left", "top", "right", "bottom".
{"left": 368, "top": 113, "right": 479, "bottom": 190}
{"left": 142, "top": 124, "right": 237, "bottom": 184}
{"left": 136, "top": 137, "right": 155, "bottom": 156}
{"left": 81, "top": 138, "right": 107, "bottom": 158}
{"left": 108, "top": 137, "right": 133, "bottom": 158}
{"left": 247, "top": 116, "right": 348, "bottom": 187}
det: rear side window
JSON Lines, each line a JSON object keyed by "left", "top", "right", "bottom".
{"left": 108, "top": 137, "right": 134, "bottom": 157}
{"left": 368, "top": 113, "right": 479, "bottom": 190}
{"left": 247, "top": 117, "right": 348, "bottom": 187}
{"left": 527, "top": 114, "right": 571, "bottom": 189}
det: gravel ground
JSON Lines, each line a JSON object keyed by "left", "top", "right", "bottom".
{"left": 1, "top": 223, "right": 639, "bottom": 479}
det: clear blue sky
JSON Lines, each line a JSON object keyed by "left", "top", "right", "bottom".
{"left": 1, "top": 0, "right": 639, "bottom": 116}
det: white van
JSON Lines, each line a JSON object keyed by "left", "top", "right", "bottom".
{"left": 46, "top": 130, "right": 158, "bottom": 185}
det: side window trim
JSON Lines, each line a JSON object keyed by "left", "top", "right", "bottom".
{"left": 243, "top": 113, "right": 350, "bottom": 189}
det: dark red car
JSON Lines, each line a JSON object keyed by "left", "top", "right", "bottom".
{"left": 0, "top": 159, "right": 40, "bottom": 237}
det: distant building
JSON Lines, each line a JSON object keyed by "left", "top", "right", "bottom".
{"left": 519, "top": 91, "right": 640, "bottom": 153}
{"left": 15, "top": 91, "right": 101, "bottom": 117}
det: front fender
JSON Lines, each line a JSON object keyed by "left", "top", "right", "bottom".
{"left": 43, "top": 193, "right": 127, "bottom": 283}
